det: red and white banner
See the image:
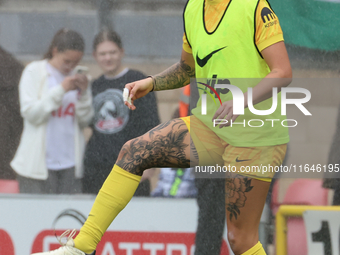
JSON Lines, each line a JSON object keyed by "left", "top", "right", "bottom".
{"left": 0, "top": 195, "right": 231, "bottom": 255}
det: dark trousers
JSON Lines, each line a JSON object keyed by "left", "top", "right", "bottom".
{"left": 194, "top": 178, "right": 226, "bottom": 255}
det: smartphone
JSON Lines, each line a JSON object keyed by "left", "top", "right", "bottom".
{"left": 74, "top": 66, "right": 89, "bottom": 75}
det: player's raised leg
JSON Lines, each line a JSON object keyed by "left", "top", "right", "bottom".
{"left": 31, "top": 118, "right": 194, "bottom": 255}
{"left": 31, "top": 47, "right": 196, "bottom": 255}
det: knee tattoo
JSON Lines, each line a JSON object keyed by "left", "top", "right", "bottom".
{"left": 116, "top": 126, "right": 190, "bottom": 175}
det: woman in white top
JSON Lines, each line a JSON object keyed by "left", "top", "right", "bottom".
{"left": 11, "top": 28, "right": 94, "bottom": 194}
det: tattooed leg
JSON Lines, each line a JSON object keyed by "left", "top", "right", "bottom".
{"left": 116, "top": 118, "right": 198, "bottom": 176}
{"left": 225, "top": 173, "right": 271, "bottom": 255}
{"left": 225, "top": 175, "right": 254, "bottom": 221}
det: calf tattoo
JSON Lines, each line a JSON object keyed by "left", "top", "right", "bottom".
{"left": 225, "top": 176, "right": 254, "bottom": 221}
{"left": 116, "top": 120, "right": 190, "bottom": 175}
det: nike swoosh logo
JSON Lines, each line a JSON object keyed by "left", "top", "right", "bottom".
{"left": 235, "top": 157, "right": 251, "bottom": 163}
{"left": 196, "top": 46, "right": 227, "bottom": 68}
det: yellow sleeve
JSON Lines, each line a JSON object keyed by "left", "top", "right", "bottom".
{"left": 255, "top": 0, "right": 284, "bottom": 52}
{"left": 182, "top": 33, "right": 192, "bottom": 54}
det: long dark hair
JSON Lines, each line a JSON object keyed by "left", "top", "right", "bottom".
{"left": 92, "top": 29, "right": 123, "bottom": 51}
{"left": 43, "top": 28, "right": 85, "bottom": 59}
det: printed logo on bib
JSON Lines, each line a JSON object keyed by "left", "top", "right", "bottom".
{"left": 196, "top": 46, "right": 227, "bottom": 68}
{"left": 261, "top": 7, "right": 278, "bottom": 28}
{"left": 261, "top": 7, "right": 276, "bottom": 23}
{"left": 93, "top": 89, "right": 129, "bottom": 134}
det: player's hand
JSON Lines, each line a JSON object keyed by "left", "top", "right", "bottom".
{"left": 124, "top": 77, "right": 154, "bottom": 110}
{"left": 212, "top": 100, "right": 239, "bottom": 128}
{"left": 74, "top": 74, "right": 88, "bottom": 94}
{"left": 61, "top": 76, "right": 78, "bottom": 92}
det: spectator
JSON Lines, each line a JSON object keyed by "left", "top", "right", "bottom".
{"left": 0, "top": 46, "right": 24, "bottom": 180}
{"left": 11, "top": 28, "right": 94, "bottom": 194}
{"left": 82, "top": 29, "right": 160, "bottom": 195}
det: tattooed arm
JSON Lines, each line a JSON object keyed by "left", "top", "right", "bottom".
{"left": 153, "top": 49, "right": 195, "bottom": 91}
{"left": 125, "top": 49, "right": 195, "bottom": 110}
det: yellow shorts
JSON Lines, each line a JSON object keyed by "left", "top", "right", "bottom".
{"left": 181, "top": 116, "right": 287, "bottom": 182}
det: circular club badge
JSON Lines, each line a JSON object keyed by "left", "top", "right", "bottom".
{"left": 93, "top": 89, "right": 129, "bottom": 134}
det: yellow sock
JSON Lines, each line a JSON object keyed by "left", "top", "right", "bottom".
{"left": 74, "top": 165, "right": 141, "bottom": 254}
{"left": 241, "top": 242, "right": 266, "bottom": 255}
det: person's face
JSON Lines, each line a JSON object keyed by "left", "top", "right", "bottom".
{"left": 51, "top": 48, "right": 83, "bottom": 75}
{"left": 93, "top": 41, "right": 124, "bottom": 75}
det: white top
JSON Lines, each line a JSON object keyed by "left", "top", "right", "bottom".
{"left": 11, "top": 60, "right": 94, "bottom": 180}
{"left": 45, "top": 63, "right": 77, "bottom": 170}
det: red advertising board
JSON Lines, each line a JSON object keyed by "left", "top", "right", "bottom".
{"left": 32, "top": 230, "right": 229, "bottom": 255}
{"left": 0, "top": 229, "right": 15, "bottom": 255}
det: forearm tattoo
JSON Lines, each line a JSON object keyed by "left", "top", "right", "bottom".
{"left": 225, "top": 175, "right": 254, "bottom": 221}
{"left": 153, "top": 59, "right": 195, "bottom": 91}
{"left": 116, "top": 120, "right": 190, "bottom": 175}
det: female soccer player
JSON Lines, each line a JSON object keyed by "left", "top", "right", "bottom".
{"left": 32, "top": 1, "right": 291, "bottom": 254}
